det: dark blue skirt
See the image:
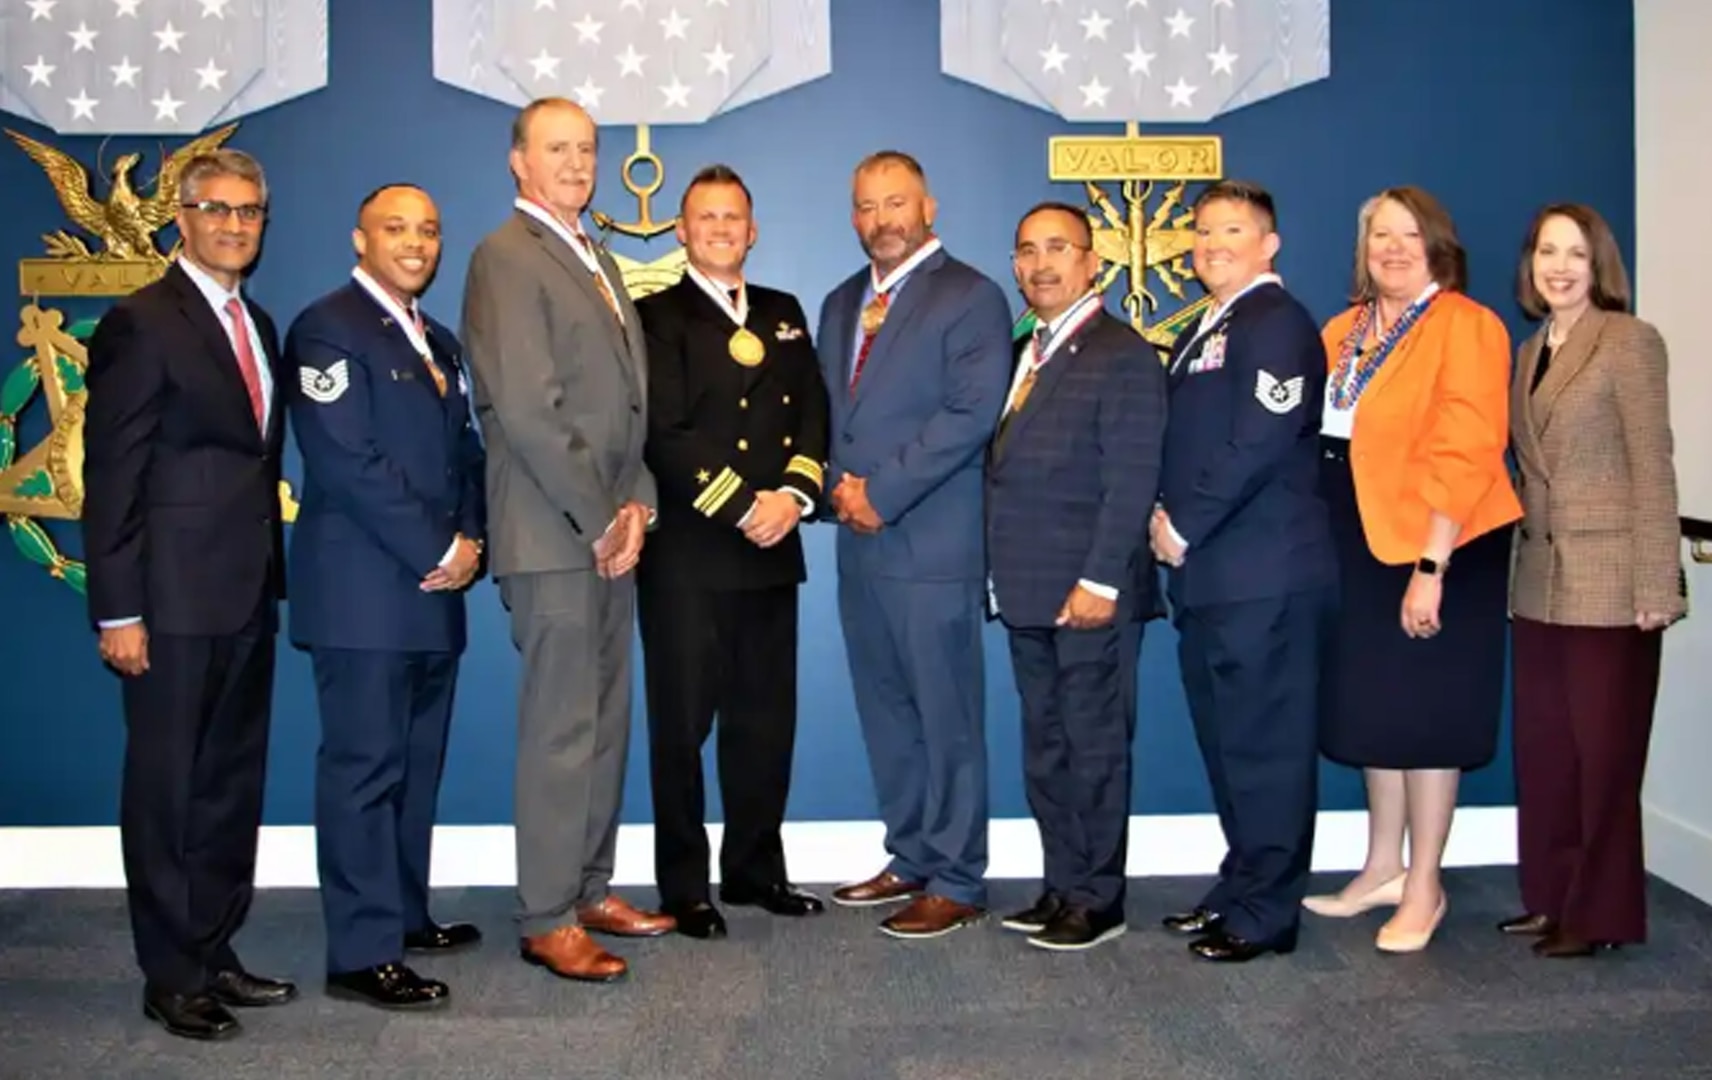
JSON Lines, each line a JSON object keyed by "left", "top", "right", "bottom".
{"left": 1317, "top": 439, "right": 1512, "bottom": 770}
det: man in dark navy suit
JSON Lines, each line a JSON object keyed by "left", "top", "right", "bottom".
{"left": 818, "top": 151, "right": 1013, "bottom": 938}
{"left": 988, "top": 202, "right": 1166, "bottom": 951}
{"left": 1151, "top": 180, "right": 1337, "bottom": 962}
{"left": 285, "top": 184, "right": 486, "bottom": 1007}
{"left": 636, "top": 165, "right": 831, "bottom": 940}
{"left": 83, "top": 149, "right": 297, "bottom": 1041}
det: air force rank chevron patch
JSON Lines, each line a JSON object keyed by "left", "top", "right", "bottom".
{"left": 1255, "top": 369, "right": 1305, "bottom": 415}
{"left": 300, "top": 359, "right": 350, "bottom": 405}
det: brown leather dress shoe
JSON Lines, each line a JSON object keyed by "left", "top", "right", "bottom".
{"left": 575, "top": 895, "right": 676, "bottom": 937}
{"left": 832, "top": 870, "right": 926, "bottom": 908}
{"left": 520, "top": 926, "right": 627, "bottom": 983}
{"left": 879, "top": 895, "right": 985, "bottom": 939}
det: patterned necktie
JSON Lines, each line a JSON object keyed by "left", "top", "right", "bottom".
{"left": 1008, "top": 326, "right": 1052, "bottom": 416}
{"left": 573, "top": 231, "right": 624, "bottom": 326}
{"left": 411, "top": 306, "right": 447, "bottom": 397}
{"left": 223, "top": 297, "right": 265, "bottom": 430}
{"left": 849, "top": 291, "right": 890, "bottom": 393}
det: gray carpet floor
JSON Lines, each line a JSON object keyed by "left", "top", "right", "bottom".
{"left": 4, "top": 869, "right": 1711, "bottom": 1080}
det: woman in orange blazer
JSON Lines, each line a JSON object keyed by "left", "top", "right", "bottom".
{"left": 1503, "top": 204, "right": 1684, "bottom": 958}
{"left": 1302, "top": 186, "right": 1521, "bottom": 953}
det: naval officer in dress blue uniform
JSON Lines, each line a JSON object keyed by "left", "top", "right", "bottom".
{"left": 1151, "top": 181, "right": 1337, "bottom": 962}
{"left": 285, "top": 184, "right": 486, "bottom": 1008}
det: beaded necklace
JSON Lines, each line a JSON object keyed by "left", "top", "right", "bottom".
{"left": 1329, "top": 290, "right": 1441, "bottom": 409}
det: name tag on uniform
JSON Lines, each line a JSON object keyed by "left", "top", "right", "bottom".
{"left": 1185, "top": 331, "right": 1227, "bottom": 375}
{"left": 389, "top": 368, "right": 418, "bottom": 382}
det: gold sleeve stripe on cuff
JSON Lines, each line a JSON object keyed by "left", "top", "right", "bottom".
{"left": 693, "top": 468, "right": 744, "bottom": 516}
{"left": 784, "top": 455, "right": 825, "bottom": 487}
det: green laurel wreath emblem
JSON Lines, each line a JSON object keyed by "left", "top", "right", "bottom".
{"left": 0, "top": 315, "right": 96, "bottom": 595}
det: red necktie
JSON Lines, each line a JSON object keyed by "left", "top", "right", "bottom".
{"left": 224, "top": 297, "right": 265, "bottom": 430}
{"left": 849, "top": 292, "right": 890, "bottom": 394}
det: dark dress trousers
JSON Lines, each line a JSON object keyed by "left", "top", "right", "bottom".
{"left": 634, "top": 276, "right": 830, "bottom": 905}
{"left": 1159, "top": 282, "right": 1337, "bottom": 945}
{"left": 285, "top": 281, "right": 486, "bottom": 973}
{"left": 81, "top": 261, "right": 287, "bottom": 995}
{"left": 816, "top": 247, "right": 1014, "bottom": 907}
{"left": 986, "top": 311, "right": 1166, "bottom": 916}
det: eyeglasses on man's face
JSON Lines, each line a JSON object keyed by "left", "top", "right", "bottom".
{"left": 181, "top": 200, "right": 268, "bottom": 225}
{"left": 1014, "top": 239, "right": 1090, "bottom": 261}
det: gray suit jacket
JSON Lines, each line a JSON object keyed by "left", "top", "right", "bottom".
{"left": 461, "top": 210, "right": 656, "bottom": 576}
{"left": 1511, "top": 309, "right": 1684, "bottom": 625}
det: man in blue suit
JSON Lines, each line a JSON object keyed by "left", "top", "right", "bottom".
{"left": 988, "top": 202, "right": 1167, "bottom": 951}
{"left": 1151, "top": 180, "right": 1337, "bottom": 962}
{"left": 819, "top": 151, "right": 1013, "bottom": 938}
{"left": 286, "top": 184, "right": 486, "bottom": 1006}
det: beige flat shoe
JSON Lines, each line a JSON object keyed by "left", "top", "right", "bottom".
{"left": 1376, "top": 895, "right": 1448, "bottom": 954}
{"left": 1302, "top": 872, "right": 1407, "bottom": 918}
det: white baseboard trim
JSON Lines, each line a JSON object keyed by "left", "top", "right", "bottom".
{"left": 1643, "top": 803, "right": 1712, "bottom": 905}
{"left": 0, "top": 808, "right": 1518, "bottom": 890}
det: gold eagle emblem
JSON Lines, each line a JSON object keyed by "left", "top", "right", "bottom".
{"left": 5, "top": 123, "right": 237, "bottom": 265}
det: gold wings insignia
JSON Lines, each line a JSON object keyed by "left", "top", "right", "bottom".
{"left": 4, "top": 129, "right": 106, "bottom": 243}
{"left": 136, "top": 123, "right": 240, "bottom": 235}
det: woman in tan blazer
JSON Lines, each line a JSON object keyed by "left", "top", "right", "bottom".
{"left": 1504, "top": 203, "right": 1685, "bottom": 958}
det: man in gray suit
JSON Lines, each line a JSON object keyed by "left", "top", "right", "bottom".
{"left": 461, "top": 96, "right": 674, "bottom": 984}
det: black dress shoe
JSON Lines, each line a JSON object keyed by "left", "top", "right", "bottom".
{"left": 1027, "top": 905, "right": 1126, "bottom": 951}
{"left": 664, "top": 901, "right": 728, "bottom": 940}
{"left": 209, "top": 969, "right": 298, "bottom": 1008}
{"left": 1000, "top": 891, "right": 1065, "bottom": 934}
{"left": 143, "top": 990, "right": 240, "bottom": 1041}
{"left": 719, "top": 882, "right": 825, "bottom": 917}
{"left": 405, "top": 921, "right": 484, "bottom": 953}
{"left": 326, "top": 962, "right": 450, "bottom": 1010}
{"left": 1161, "top": 906, "right": 1223, "bottom": 936}
{"left": 1497, "top": 912, "right": 1556, "bottom": 936}
{"left": 1189, "top": 926, "right": 1298, "bottom": 963}
{"left": 1532, "top": 930, "right": 1621, "bottom": 958}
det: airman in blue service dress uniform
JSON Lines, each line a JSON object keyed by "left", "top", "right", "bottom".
{"left": 1151, "top": 181, "right": 1337, "bottom": 963}
{"left": 635, "top": 166, "right": 831, "bottom": 938}
{"left": 285, "top": 185, "right": 486, "bottom": 1008}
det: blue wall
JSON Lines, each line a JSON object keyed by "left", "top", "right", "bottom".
{"left": 0, "top": 0, "right": 1635, "bottom": 827}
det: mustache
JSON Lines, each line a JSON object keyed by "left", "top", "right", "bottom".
{"left": 1027, "top": 272, "right": 1062, "bottom": 287}
{"left": 865, "top": 225, "right": 908, "bottom": 243}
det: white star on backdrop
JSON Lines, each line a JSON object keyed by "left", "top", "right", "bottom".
{"left": 195, "top": 59, "right": 226, "bottom": 90}
{"left": 110, "top": 56, "right": 141, "bottom": 87}
{"left": 113, "top": 0, "right": 143, "bottom": 17}
{"left": 1125, "top": 41, "right": 1155, "bottom": 76}
{"left": 199, "top": 0, "right": 229, "bottom": 18}
{"left": 573, "top": 76, "right": 604, "bottom": 107}
{"left": 660, "top": 8, "right": 691, "bottom": 40}
{"left": 1166, "top": 76, "right": 1196, "bottom": 106}
{"left": 660, "top": 77, "right": 691, "bottom": 107}
{"left": 619, "top": 0, "right": 643, "bottom": 11}
{"left": 1079, "top": 10, "right": 1112, "bottom": 40}
{"left": 152, "top": 89, "right": 183, "bottom": 120}
{"left": 1166, "top": 9, "right": 1194, "bottom": 37}
{"left": 534, "top": 0, "right": 556, "bottom": 9}
{"left": 616, "top": 44, "right": 647, "bottom": 77}
{"left": 68, "top": 21, "right": 99, "bottom": 51}
{"left": 1040, "top": 42, "right": 1069, "bottom": 73}
{"left": 1207, "top": 44, "right": 1238, "bottom": 75}
{"left": 1213, "top": 0, "right": 1235, "bottom": 7}
{"left": 572, "top": 14, "right": 603, "bottom": 44}
{"left": 528, "top": 49, "right": 560, "bottom": 82}
{"left": 24, "top": 56, "right": 56, "bottom": 87}
{"left": 67, "top": 89, "right": 98, "bottom": 121}
{"left": 1128, "top": 0, "right": 1149, "bottom": 7}
{"left": 703, "top": 42, "right": 734, "bottom": 75}
{"left": 27, "top": 0, "right": 56, "bottom": 22}
{"left": 1079, "top": 76, "right": 1110, "bottom": 107}
{"left": 155, "top": 22, "right": 185, "bottom": 51}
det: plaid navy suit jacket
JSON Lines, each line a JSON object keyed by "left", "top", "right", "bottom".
{"left": 986, "top": 311, "right": 1167, "bottom": 628}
